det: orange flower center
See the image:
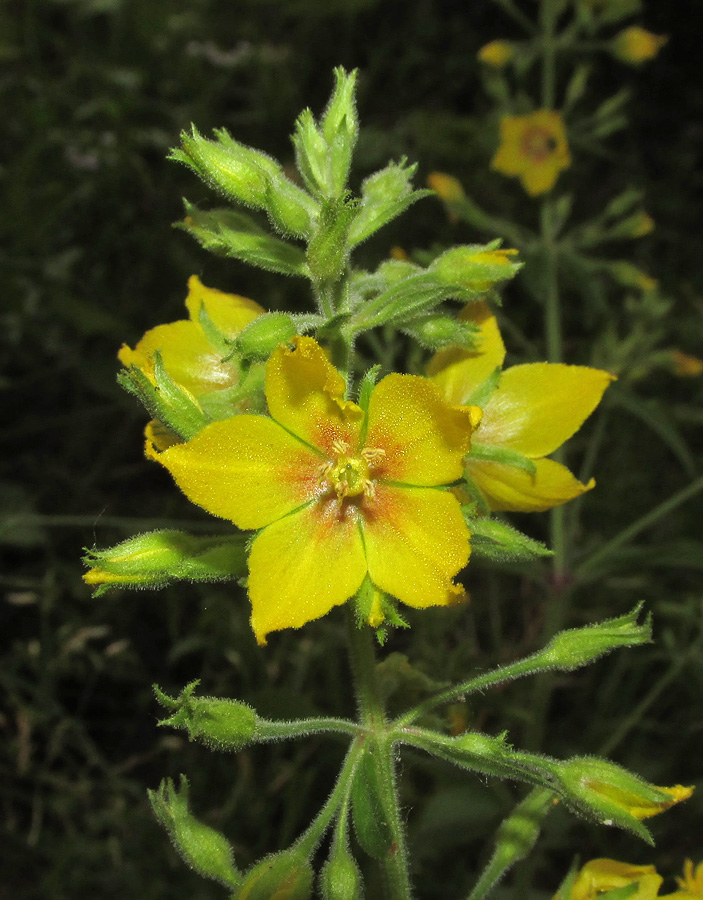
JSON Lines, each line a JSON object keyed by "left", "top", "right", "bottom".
{"left": 520, "top": 127, "right": 558, "bottom": 163}
{"left": 320, "top": 441, "right": 385, "bottom": 505}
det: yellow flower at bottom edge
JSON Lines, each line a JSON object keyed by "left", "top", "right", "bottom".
{"left": 150, "top": 336, "right": 479, "bottom": 644}
{"left": 560, "top": 858, "right": 662, "bottom": 900}
{"left": 118, "top": 275, "right": 264, "bottom": 397}
{"left": 427, "top": 302, "right": 614, "bottom": 512}
{"left": 665, "top": 859, "right": 703, "bottom": 898}
{"left": 491, "top": 110, "right": 571, "bottom": 196}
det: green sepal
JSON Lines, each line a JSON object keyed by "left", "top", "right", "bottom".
{"left": 402, "top": 313, "right": 480, "bottom": 351}
{"left": 236, "top": 847, "right": 314, "bottom": 900}
{"left": 83, "top": 531, "right": 248, "bottom": 596}
{"left": 348, "top": 272, "right": 463, "bottom": 335}
{"left": 469, "top": 442, "right": 537, "bottom": 476}
{"left": 307, "top": 196, "right": 357, "bottom": 283}
{"left": 117, "top": 361, "right": 208, "bottom": 441}
{"left": 154, "top": 681, "right": 258, "bottom": 752}
{"left": 178, "top": 204, "right": 309, "bottom": 277}
{"left": 465, "top": 367, "right": 502, "bottom": 408}
{"left": 348, "top": 159, "right": 432, "bottom": 247}
{"left": 467, "top": 517, "right": 552, "bottom": 563}
{"left": 148, "top": 775, "right": 240, "bottom": 888}
{"left": 350, "top": 745, "right": 394, "bottom": 860}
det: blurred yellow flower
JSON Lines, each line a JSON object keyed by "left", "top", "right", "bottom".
{"left": 151, "top": 337, "right": 479, "bottom": 643}
{"left": 558, "top": 858, "right": 662, "bottom": 900}
{"left": 670, "top": 350, "right": 703, "bottom": 377}
{"left": 667, "top": 859, "right": 703, "bottom": 898}
{"left": 428, "top": 302, "right": 613, "bottom": 511}
{"left": 427, "top": 172, "right": 466, "bottom": 204}
{"left": 491, "top": 110, "right": 571, "bottom": 196}
{"left": 119, "top": 275, "right": 263, "bottom": 398}
{"left": 478, "top": 40, "right": 514, "bottom": 68}
{"left": 612, "top": 27, "right": 668, "bottom": 65}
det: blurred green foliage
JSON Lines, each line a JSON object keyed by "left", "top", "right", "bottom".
{"left": 1, "top": 0, "right": 702, "bottom": 898}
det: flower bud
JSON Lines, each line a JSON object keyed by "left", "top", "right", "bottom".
{"left": 557, "top": 756, "right": 693, "bottom": 841}
{"left": 306, "top": 198, "right": 356, "bottom": 282}
{"left": 237, "top": 848, "right": 314, "bottom": 900}
{"left": 477, "top": 40, "right": 514, "bottom": 68}
{"left": 83, "top": 531, "right": 248, "bottom": 595}
{"left": 148, "top": 776, "right": 240, "bottom": 888}
{"left": 612, "top": 27, "right": 667, "bottom": 65}
{"left": 155, "top": 681, "right": 258, "bottom": 752}
{"left": 431, "top": 244, "right": 521, "bottom": 293}
{"left": 319, "top": 839, "right": 365, "bottom": 900}
{"left": 349, "top": 159, "right": 428, "bottom": 246}
{"left": 670, "top": 349, "right": 703, "bottom": 377}
{"left": 540, "top": 605, "right": 651, "bottom": 670}
{"left": 234, "top": 313, "right": 298, "bottom": 361}
{"left": 404, "top": 313, "right": 480, "bottom": 351}
{"left": 426, "top": 171, "right": 466, "bottom": 204}
{"left": 264, "top": 173, "right": 318, "bottom": 238}
{"left": 609, "top": 261, "right": 658, "bottom": 292}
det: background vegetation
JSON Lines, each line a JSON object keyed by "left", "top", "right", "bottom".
{"left": 2, "top": 1, "right": 702, "bottom": 897}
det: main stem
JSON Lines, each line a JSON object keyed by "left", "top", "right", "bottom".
{"left": 345, "top": 607, "right": 413, "bottom": 900}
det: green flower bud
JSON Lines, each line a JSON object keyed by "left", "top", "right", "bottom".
{"left": 83, "top": 531, "right": 247, "bottom": 596}
{"left": 237, "top": 848, "right": 314, "bottom": 900}
{"left": 431, "top": 243, "right": 521, "bottom": 293}
{"left": 264, "top": 173, "right": 319, "bottom": 238}
{"left": 155, "top": 681, "right": 258, "bottom": 752}
{"left": 148, "top": 776, "right": 240, "bottom": 888}
{"left": 348, "top": 160, "right": 430, "bottom": 247}
{"left": 403, "top": 313, "right": 480, "bottom": 351}
{"left": 319, "top": 838, "right": 365, "bottom": 900}
{"left": 234, "top": 313, "right": 298, "bottom": 361}
{"left": 306, "top": 198, "right": 356, "bottom": 283}
{"left": 172, "top": 127, "right": 279, "bottom": 209}
{"left": 540, "top": 605, "right": 651, "bottom": 670}
{"left": 609, "top": 261, "right": 658, "bottom": 292}
{"left": 556, "top": 756, "right": 693, "bottom": 842}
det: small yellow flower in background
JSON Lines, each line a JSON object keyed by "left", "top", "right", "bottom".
{"left": 119, "top": 275, "right": 263, "bottom": 399}
{"left": 491, "top": 110, "right": 571, "bottom": 196}
{"left": 670, "top": 350, "right": 703, "bottom": 377}
{"left": 150, "top": 337, "right": 479, "bottom": 644}
{"left": 612, "top": 27, "right": 668, "bottom": 65}
{"left": 427, "top": 172, "right": 466, "bottom": 204}
{"left": 559, "top": 858, "right": 662, "bottom": 900}
{"left": 428, "top": 302, "right": 614, "bottom": 511}
{"left": 390, "top": 245, "right": 409, "bottom": 261}
{"left": 477, "top": 40, "right": 514, "bottom": 68}
{"left": 667, "top": 859, "right": 703, "bottom": 898}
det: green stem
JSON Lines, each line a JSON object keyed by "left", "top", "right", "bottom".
{"left": 540, "top": 0, "right": 558, "bottom": 110}
{"left": 345, "top": 607, "right": 413, "bottom": 900}
{"left": 256, "top": 717, "right": 362, "bottom": 741}
{"left": 577, "top": 473, "right": 703, "bottom": 578}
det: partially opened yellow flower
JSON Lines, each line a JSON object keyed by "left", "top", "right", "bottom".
{"left": 150, "top": 337, "right": 478, "bottom": 644}
{"left": 491, "top": 110, "right": 571, "bottom": 196}
{"left": 119, "top": 275, "right": 263, "bottom": 398}
{"left": 428, "top": 302, "right": 614, "bottom": 512}
{"left": 559, "top": 858, "right": 662, "bottom": 900}
{"left": 666, "top": 859, "right": 703, "bottom": 898}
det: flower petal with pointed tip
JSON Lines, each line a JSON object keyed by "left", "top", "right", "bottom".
{"left": 469, "top": 457, "right": 595, "bottom": 512}
{"left": 184, "top": 274, "right": 263, "bottom": 336}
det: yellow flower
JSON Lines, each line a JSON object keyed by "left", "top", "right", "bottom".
{"left": 670, "top": 350, "right": 703, "bottom": 377}
{"left": 427, "top": 172, "right": 466, "bottom": 204}
{"left": 478, "top": 40, "right": 514, "bottom": 68}
{"left": 591, "top": 781, "right": 693, "bottom": 821}
{"left": 612, "top": 27, "right": 668, "bottom": 65}
{"left": 491, "top": 110, "right": 571, "bottom": 196}
{"left": 560, "top": 858, "right": 662, "bottom": 900}
{"left": 119, "top": 275, "right": 263, "bottom": 398}
{"left": 150, "top": 337, "right": 478, "bottom": 644}
{"left": 667, "top": 859, "right": 703, "bottom": 898}
{"left": 428, "top": 302, "right": 614, "bottom": 512}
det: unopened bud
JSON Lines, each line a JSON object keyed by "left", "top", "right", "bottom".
{"left": 541, "top": 605, "right": 651, "bottom": 670}
{"left": 234, "top": 313, "right": 298, "bottom": 361}
{"left": 155, "top": 681, "right": 258, "bottom": 752}
{"left": 319, "top": 839, "right": 364, "bottom": 900}
{"left": 404, "top": 313, "right": 479, "bottom": 351}
{"left": 477, "top": 40, "right": 514, "bottom": 68}
{"left": 431, "top": 244, "right": 521, "bottom": 293}
{"left": 238, "top": 848, "right": 314, "bottom": 900}
{"left": 612, "top": 27, "right": 667, "bottom": 65}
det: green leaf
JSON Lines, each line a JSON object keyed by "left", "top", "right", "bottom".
{"left": 351, "top": 747, "right": 394, "bottom": 860}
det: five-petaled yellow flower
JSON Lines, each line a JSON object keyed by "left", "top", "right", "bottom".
{"left": 150, "top": 337, "right": 479, "bottom": 644}
{"left": 491, "top": 110, "right": 571, "bottom": 196}
{"left": 557, "top": 858, "right": 662, "bottom": 900}
{"left": 667, "top": 859, "right": 703, "bottom": 898}
{"left": 428, "top": 302, "right": 614, "bottom": 511}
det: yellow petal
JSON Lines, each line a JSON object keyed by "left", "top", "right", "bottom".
{"left": 144, "top": 419, "right": 181, "bottom": 452}
{"left": 427, "top": 301, "right": 506, "bottom": 405}
{"left": 248, "top": 498, "right": 367, "bottom": 644}
{"left": 152, "top": 415, "right": 323, "bottom": 530}
{"left": 478, "top": 363, "right": 614, "bottom": 458}
{"left": 265, "top": 336, "right": 363, "bottom": 454}
{"left": 119, "top": 320, "right": 239, "bottom": 396}
{"left": 469, "top": 457, "right": 594, "bottom": 512}
{"left": 365, "top": 374, "right": 474, "bottom": 486}
{"left": 363, "top": 485, "right": 469, "bottom": 608}
{"left": 521, "top": 161, "right": 560, "bottom": 196}
{"left": 184, "top": 274, "right": 263, "bottom": 337}
{"left": 569, "top": 858, "right": 662, "bottom": 900}
{"left": 628, "top": 784, "right": 694, "bottom": 820}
